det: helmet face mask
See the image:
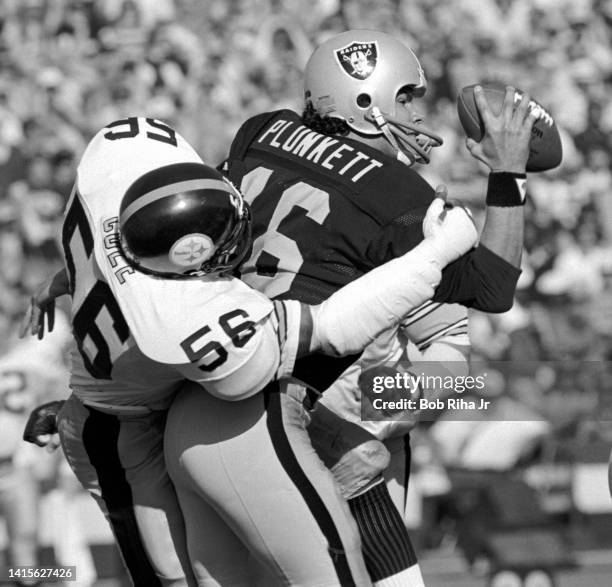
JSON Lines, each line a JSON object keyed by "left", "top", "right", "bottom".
{"left": 119, "top": 163, "right": 252, "bottom": 279}
{"left": 304, "top": 30, "right": 443, "bottom": 165}
{"left": 367, "top": 107, "right": 443, "bottom": 165}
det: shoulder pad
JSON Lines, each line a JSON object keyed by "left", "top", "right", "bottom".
{"left": 347, "top": 145, "right": 435, "bottom": 225}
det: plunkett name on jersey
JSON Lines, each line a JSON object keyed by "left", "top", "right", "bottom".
{"left": 257, "top": 119, "right": 383, "bottom": 183}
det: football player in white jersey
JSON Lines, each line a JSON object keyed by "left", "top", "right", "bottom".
{"left": 23, "top": 117, "right": 478, "bottom": 586}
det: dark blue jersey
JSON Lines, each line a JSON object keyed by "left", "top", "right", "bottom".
{"left": 222, "top": 109, "right": 520, "bottom": 310}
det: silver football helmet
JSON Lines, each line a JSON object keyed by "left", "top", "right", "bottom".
{"left": 304, "top": 30, "right": 443, "bottom": 165}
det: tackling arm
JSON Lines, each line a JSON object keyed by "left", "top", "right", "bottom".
{"left": 307, "top": 199, "right": 477, "bottom": 357}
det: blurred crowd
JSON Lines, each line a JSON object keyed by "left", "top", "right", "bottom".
{"left": 1, "top": 0, "right": 611, "bottom": 579}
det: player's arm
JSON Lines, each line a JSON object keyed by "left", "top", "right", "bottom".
{"left": 372, "top": 211, "right": 523, "bottom": 313}
{"left": 20, "top": 267, "right": 70, "bottom": 339}
{"left": 302, "top": 199, "right": 477, "bottom": 358}
{"left": 375, "top": 87, "right": 537, "bottom": 313}
{"left": 435, "top": 86, "right": 537, "bottom": 311}
{"left": 467, "top": 85, "right": 536, "bottom": 266}
{"left": 171, "top": 201, "right": 475, "bottom": 402}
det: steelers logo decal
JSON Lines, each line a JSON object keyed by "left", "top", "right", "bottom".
{"left": 170, "top": 234, "right": 214, "bottom": 267}
{"left": 335, "top": 41, "right": 378, "bottom": 80}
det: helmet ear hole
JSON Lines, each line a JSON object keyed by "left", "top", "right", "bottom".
{"left": 356, "top": 93, "right": 372, "bottom": 108}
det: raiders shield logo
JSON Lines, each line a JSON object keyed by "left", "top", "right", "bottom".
{"left": 335, "top": 41, "right": 378, "bottom": 80}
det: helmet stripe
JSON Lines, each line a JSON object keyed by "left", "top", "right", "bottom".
{"left": 121, "top": 179, "right": 233, "bottom": 225}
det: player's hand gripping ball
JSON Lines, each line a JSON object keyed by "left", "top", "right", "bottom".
{"left": 457, "top": 84, "right": 562, "bottom": 171}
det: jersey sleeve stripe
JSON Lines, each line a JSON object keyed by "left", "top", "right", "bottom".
{"left": 404, "top": 300, "right": 436, "bottom": 317}
{"left": 401, "top": 302, "right": 441, "bottom": 326}
{"left": 413, "top": 318, "right": 469, "bottom": 348}
{"left": 272, "top": 299, "right": 287, "bottom": 348}
{"left": 273, "top": 300, "right": 303, "bottom": 381}
{"left": 296, "top": 303, "right": 313, "bottom": 358}
{"left": 403, "top": 300, "right": 438, "bottom": 320}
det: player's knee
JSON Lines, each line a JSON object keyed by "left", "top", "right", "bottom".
{"left": 352, "top": 439, "right": 392, "bottom": 473}
{"left": 330, "top": 439, "right": 391, "bottom": 500}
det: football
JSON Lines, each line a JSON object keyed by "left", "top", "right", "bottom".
{"left": 457, "top": 84, "right": 563, "bottom": 172}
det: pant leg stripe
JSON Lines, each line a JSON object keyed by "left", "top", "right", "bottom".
{"left": 264, "top": 388, "right": 356, "bottom": 587}
{"left": 81, "top": 407, "right": 163, "bottom": 587}
{"left": 403, "top": 433, "right": 412, "bottom": 512}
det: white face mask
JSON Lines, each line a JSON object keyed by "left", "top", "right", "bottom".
{"left": 368, "top": 106, "right": 442, "bottom": 167}
{"left": 396, "top": 149, "right": 415, "bottom": 167}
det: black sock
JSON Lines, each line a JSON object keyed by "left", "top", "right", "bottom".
{"left": 348, "top": 480, "right": 418, "bottom": 582}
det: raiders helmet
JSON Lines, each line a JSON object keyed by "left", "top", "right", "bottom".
{"left": 119, "top": 162, "right": 251, "bottom": 278}
{"left": 304, "top": 30, "right": 443, "bottom": 165}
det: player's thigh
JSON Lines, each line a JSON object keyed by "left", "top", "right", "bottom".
{"left": 58, "top": 393, "right": 192, "bottom": 586}
{"left": 172, "top": 483, "right": 251, "bottom": 587}
{"left": 116, "top": 409, "right": 191, "bottom": 579}
{"left": 165, "top": 382, "right": 371, "bottom": 587}
{"left": 171, "top": 479, "right": 281, "bottom": 587}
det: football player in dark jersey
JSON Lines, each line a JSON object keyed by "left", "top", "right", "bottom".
{"left": 219, "top": 29, "right": 538, "bottom": 586}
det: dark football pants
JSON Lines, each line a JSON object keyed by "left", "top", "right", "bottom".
{"left": 164, "top": 381, "right": 371, "bottom": 587}
{"left": 57, "top": 393, "right": 195, "bottom": 587}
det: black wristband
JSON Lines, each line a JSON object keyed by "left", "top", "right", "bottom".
{"left": 486, "top": 172, "right": 527, "bottom": 207}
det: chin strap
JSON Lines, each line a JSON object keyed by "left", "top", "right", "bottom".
{"left": 367, "top": 106, "right": 443, "bottom": 165}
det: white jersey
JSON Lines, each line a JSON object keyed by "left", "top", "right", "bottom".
{"left": 63, "top": 118, "right": 291, "bottom": 410}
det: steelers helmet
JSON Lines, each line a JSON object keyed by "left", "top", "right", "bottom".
{"left": 304, "top": 29, "right": 443, "bottom": 165}
{"left": 119, "top": 162, "right": 251, "bottom": 278}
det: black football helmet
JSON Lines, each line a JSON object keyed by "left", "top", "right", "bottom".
{"left": 119, "top": 162, "right": 251, "bottom": 278}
